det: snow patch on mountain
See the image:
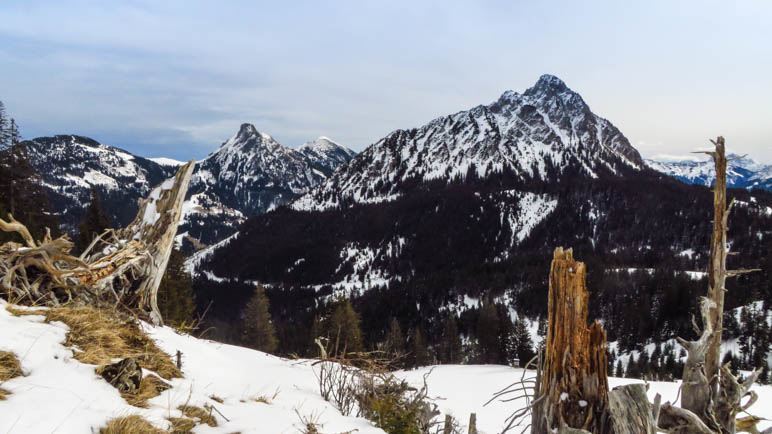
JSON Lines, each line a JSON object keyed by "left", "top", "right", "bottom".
{"left": 148, "top": 157, "right": 185, "bottom": 167}
{"left": 494, "top": 191, "right": 558, "bottom": 261}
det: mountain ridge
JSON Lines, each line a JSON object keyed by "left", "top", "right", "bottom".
{"left": 193, "top": 75, "right": 772, "bottom": 360}
{"left": 21, "top": 127, "right": 356, "bottom": 247}
{"left": 292, "top": 74, "right": 644, "bottom": 211}
{"left": 646, "top": 153, "right": 772, "bottom": 191}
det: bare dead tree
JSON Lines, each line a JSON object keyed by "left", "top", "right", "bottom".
{"left": 657, "top": 137, "right": 764, "bottom": 434}
{"left": 0, "top": 162, "right": 195, "bottom": 324}
{"left": 524, "top": 137, "right": 768, "bottom": 434}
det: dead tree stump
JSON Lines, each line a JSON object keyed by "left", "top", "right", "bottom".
{"left": 532, "top": 248, "right": 608, "bottom": 433}
{"left": 532, "top": 248, "right": 658, "bottom": 434}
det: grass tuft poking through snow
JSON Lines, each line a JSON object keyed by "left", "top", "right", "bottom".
{"left": 178, "top": 404, "right": 218, "bottom": 427}
{"left": 99, "top": 415, "right": 164, "bottom": 434}
{"left": 6, "top": 304, "right": 180, "bottom": 407}
{"left": 0, "top": 350, "right": 22, "bottom": 400}
{"left": 9, "top": 305, "right": 181, "bottom": 380}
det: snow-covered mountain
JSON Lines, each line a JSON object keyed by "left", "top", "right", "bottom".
{"left": 646, "top": 153, "right": 772, "bottom": 191}
{"left": 294, "top": 74, "right": 643, "bottom": 211}
{"left": 197, "top": 75, "right": 772, "bottom": 363}
{"left": 22, "top": 128, "right": 356, "bottom": 247}
{"left": 180, "top": 124, "right": 356, "bottom": 246}
{"left": 298, "top": 136, "right": 357, "bottom": 174}
{"left": 22, "top": 135, "right": 176, "bottom": 230}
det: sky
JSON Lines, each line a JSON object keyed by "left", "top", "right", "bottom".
{"left": 0, "top": 0, "right": 770, "bottom": 162}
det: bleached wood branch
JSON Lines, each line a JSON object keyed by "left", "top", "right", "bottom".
{"left": 0, "top": 161, "right": 195, "bottom": 324}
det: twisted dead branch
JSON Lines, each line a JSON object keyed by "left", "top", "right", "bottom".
{"left": 0, "top": 162, "right": 194, "bottom": 324}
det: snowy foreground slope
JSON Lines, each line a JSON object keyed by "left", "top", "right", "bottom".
{"left": 2, "top": 300, "right": 770, "bottom": 433}
{"left": 0, "top": 301, "right": 382, "bottom": 434}
{"left": 400, "top": 365, "right": 772, "bottom": 434}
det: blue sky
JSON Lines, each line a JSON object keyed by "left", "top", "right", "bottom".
{"left": 1, "top": 0, "right": 770, "bottom": 162}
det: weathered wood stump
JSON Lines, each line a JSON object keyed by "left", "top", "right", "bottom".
{"left": 532, "top": 248, "right": 657, "bottom": 434}
{"left": 532, "top": 248, "right": 607, "bottom": 433}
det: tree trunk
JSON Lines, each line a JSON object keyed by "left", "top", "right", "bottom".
{"left": 706, "top": 136, "right": 728, "bottom": 390}
{"left": 533, "top": 247, "right": 608, "bottom": 433}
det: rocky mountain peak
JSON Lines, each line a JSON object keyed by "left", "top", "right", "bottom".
{"left": 293, "top": 75, "right": 645, "bottom": 211}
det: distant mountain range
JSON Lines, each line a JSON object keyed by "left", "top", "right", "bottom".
{"left": 21, "top": 128, "right": 356, "bottom": 247}
{"left": 646, "top": 154, "right": 772, "bottom": 191}
{"left": 189, "top": 75, "right": 772, "bottom": 354}
{"left": 17, "top": 75, "right": 772, "bottom": 360}
{"left": 23, "top": 135, "right": 176, "bottom": 230}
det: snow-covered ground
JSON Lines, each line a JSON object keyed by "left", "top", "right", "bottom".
{"left": 399, "top": 364, "right": 772, "bottom": 434}
{"left": 2, "top": 300, "right": 770, "bottom": 433}
{"left": 0, "top": 300, "right": 383, "bottom": 434}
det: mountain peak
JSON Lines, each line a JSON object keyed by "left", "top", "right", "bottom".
{"left": 524, "top": 74, "right": 572, "bottom": 98}
{"left": 233, "top": 123, "right": 268, "bottom": 142}
{"left": 301, "top": 136, "right": 345, "bottom": 152}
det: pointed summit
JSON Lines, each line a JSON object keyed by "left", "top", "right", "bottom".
{"left": 524, "top": 74, "right": 571, "bottom": 97}
{"left": 231, "top": 123, "right": 260, "bottom": 143}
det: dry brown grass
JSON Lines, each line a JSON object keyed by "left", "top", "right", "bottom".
{"left": 0, "top": 350, "right": 22, "bottom": 400}
{"left": 122, "top": 374, "right": 172, "bottom": 408}
{"left": 6, "top": 304, "right": 181, "bottom": 406}
{"left": 167, "top": 416, "right": 196, "bottom": 433}
{"left": 209, "top": 394, "right": 224, "bottom": 403}
{"left": 45, "top": 306, "right": 181, "bottom": 379}
{"left": 178, "top": 404, "right": 218, "bottom": 427}
{"left": 99, "top": 415, "right": 164, "bottom": 434}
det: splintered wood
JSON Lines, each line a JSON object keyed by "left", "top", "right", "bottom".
{"left": 532, "top": 248, "right": 657, "bottom": 434}
{"left": 533, "top": 247, "right": 608, "bottom": 433}
{"left": 0, "top": 162, "right": 194, "bottom": 324}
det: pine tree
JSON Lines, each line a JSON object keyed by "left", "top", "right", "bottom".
{"left": 0, "top": 110, "right": 58, "bottom": 243}
{"left": 626, "top": 355, "right": 640, "bottom": 378}
{"left": 0, "top": 101, "right": 9, "bottom": 150}
{"left": 157, "top": 248, "right": 195, "bottom": 328}
{"left": 410, "top": 326, "right": 431, "bottom": 367}
{"left": 512, "top": 317, "right": 535, "bottom": 367}
{"left": 722, "top": 351, "right": 739, "bottom": 377}
{"left": 537, "top": 317, "right": 547, "bottom": 340}
{"left": 326, "top": 299, "right": 363, "bottom": 357}
{"left": 608, "top": 349, "right": 617, "bottom": 376}
{"left": 241, "top": 285, "right": 278, "bottom": 353}
{"left": 650, "top": 344, "right": 662, "bottom": 380}
{"left": 383, "top": 317, "right": 405, "bottom": 357}
{"left": 438, "top": 315, "right": 462, "bottom": 364}
{"left": 615, "top": 359, "right": 624, "bottom": 378}
{"left": 637, "top": 350, "right": 651, "bottom": 379}
{"left": 476, "top": 300, "right": 500, "bottom": 363}
{"left": 498, "top": 309, "right": 516, "bottom": 365}
{"left": 308, "top": 315, "right": 324, "bottom": 356}
{"left": 77, "top": 188, "right": 111, "bottom": 254}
